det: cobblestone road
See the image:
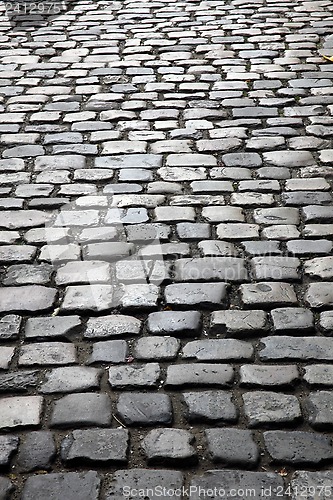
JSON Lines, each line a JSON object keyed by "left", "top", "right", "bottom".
{"left": 1, "top": 0, "right": 333, "bottom": 498}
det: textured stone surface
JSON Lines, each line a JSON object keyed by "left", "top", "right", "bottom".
{"left": 0, "top": 435, "right": 19, "bottom": 467}
{"left": 25, "top": 316, "right": 81, "bottom": 340}
{"left": 264, "top": 431, "right": 333, "bottom": 465}
{"left": 116, "top": 393, "right": 172, "bottom": 426}
{"left": 0, "top": 396, "right": 43, "bottom": 430}
{"left": 205, "top": 429, "right": 259, "bottom": 466}
{"left": 0, "top": 286, "right": 56, "bottom": 313}
{"left": 190, "top": 470, "right": 284, "bottom": 500}
{"left": 2, "top": 0, "right": 333, "bottom": 490}
{"left": 165, "top": 364, "right": 234, "bottom": 387}
{"left": 51, "top": 393, "right": 111, "bottom": 428}
{"left": 182, "top": 390, "right": 237, "bottom": 424}
{"left": 22, "top": 471, "right": 100, "bottom": 500}
{"left": 61, "top": 429, "right": 129, "bottom": 464}
{"left": 182, "top": 339, "right": 253, "bottom": 361}
{"left": 105, "top": 470, "right": 183, "bottom": 500}
{"left": 243, "top": 391, "right": 301, "bottom": 427}
{"left": 108, "top": 364, "right": 160, "bottom": 389}
{"left": 240, "top": 365, "right": 299, "bottom": 388}
{"left": 16, "top": 431, "right": 55, "bottom": 472}
{"left": 148, "top": 311, "right": 201, "bottom": 336}
{"left": 40, "top": 367, "right": 100, "bottom": 393}
{"left": 84, "top": 315, "right": 141, "bottom": 339}
{"left": 142, "top": 429, "right": 196, "bottom": 465}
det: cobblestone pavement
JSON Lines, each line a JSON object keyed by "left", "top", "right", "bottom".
{"left": 1, "top": 0, "right": 333, "bottom": 498}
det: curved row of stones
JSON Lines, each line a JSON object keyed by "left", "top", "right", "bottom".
{"left": 1, "top": 0, "right": 333, "bottom": 497}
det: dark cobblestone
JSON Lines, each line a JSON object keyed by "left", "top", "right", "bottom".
{"left": 205, "top": 429, "right": 259, "bottom": 466}
{"left": 264, "top": 431, "right": 333, "bottom": 465}
{"left": 61, "top": 429, "right": 129, "bottom": 465}
{"left": 1, "top": 0, "right": 333, "bottom": 489}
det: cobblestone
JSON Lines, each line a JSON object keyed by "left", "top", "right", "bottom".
{"left": 205, "top": 429, "right": 259, "bottom": 466}
{"left": 264, "top": 431, "right": 333, "bottom": 465}
{"left": 61, "top": 429, "right": 129, "bottom": 465}
{"left": 142, "top": 429, "right": 196, "bottom": 465}
{"left": 243, "top": 392, "right": 301, "bottom": 427}
{"left": 1, "top": 0, "right": 333, "bottom": 490}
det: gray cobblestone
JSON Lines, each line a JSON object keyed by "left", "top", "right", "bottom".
{"left": 205, "top": 428, "right": 259, "bottom": 466}
{"left": 116, "top": 393, "right": 172, "bottom": 426}
{"left": 243, "top": 391, "right": 301, "bottom": 427}
{"left": 22, "top": 471, "right": 100, "bottom": 500}
{"left": 183, "top": 391, "right": 237, "bottom": 424}
{"left": 2, "top": 0, "right": 333, "bottom": 488}
{"left": 264, "top": 431, "right": 333, "bottom": 465}
{"left": 61, "top": 429, "right": 129, "bottom": 465}
{"left": 51, "top": 393, "right": 111, "bottom": 428}
{"left": 142, "top": 429, "right": 196, "bottom": 465}
{"left": 16, "top": 431, "right": 55, "bottom": 472}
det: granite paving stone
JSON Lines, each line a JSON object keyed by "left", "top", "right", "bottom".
{"left": 16, "top": 431, "right": 55, "bottom": 472}
{"left": 0, "top": 396, "right": 43, "bottom": 430}
{"left": 105, "top": 470, "right": 183, "bottom": 500}
{"left": 116, "top": 393, "right": 172, "bottom": 426}
{"left": 306, "top": 392, "right": 333, "bottom": 429}
{"left": 51, "top": 393, "right": 112, "bottom": 428}
{"left": 183, "top": 391, "right": 237, "bottom": 424}
{"left": 165, "top": 364, "right": 234, "bottom": 388}
{"left": 148, "top": 311, "right": 201, "bottom": 336}
{"left": 240, "top": 365, "right": 299, "bottom": 388}
{"left": 205, "top": 429, "right": 259, "bottom": 466}
{"left": 25, "top": 316, "right": 81, "bottom": 340}
{"left": 243, "top": 392, "right": 302, "bottom": 427}
{"left": 190, "top": 471, "right": 284, "bottom": 500}
{"left": 61, "top": 429, "right": 129, "bottom": 465}
{"left": 22, "top": 471, "right": 100, "bottom": 500}
{"left": 264, "top": 431, "right": 333, "bottom": 465}
{"left": 142, "top": 429, "right": 197, "bottom": 465}
{"left": 133, "top": 336, "right": 180, "bottom": 360}
{"left": 0, "top": 478, "right": 14, "bottom": 499}
{"left": 108, "top": 363, "right": 160, "bottom": 389}
{"left": 2, "top": 0, "right": 333, "bottom": 490}
{"left": 0, "top": 436, "right": 19, "bottom": 467}
{"left": 40, "top": 367, "right": 101, "bottom": 393}
{"left": 182, "top": 339, "right": 253, "bottom": 361}
{"left": 0, "top": 286, "right": 56, "bottom": 313}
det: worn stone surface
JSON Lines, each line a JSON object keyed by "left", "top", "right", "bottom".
{"left": 108, "top": 364, "right": 160, "bottom": 389}
{"left": 1, "top": 0, "right": 333, "bottom": 490}
{"left": 182, "top": 339, "right": 253, "bottom": 361}
{"left": 142, "top": 429, "right": 196, "bottom": 465}
{"left": 264, "top": 431, "right": 333, "bottom": 465}
{"left": 148, "top": 311, "right": 201, "bottom": 336}
{"left": 61, "top": 429, "right": 129, "bottom": 465}
{"left": 116, "top": 393, "right": 172, "bottom": 426}
{"left": 22, "top": 471, "right": 100, "bottom": 500}
{"left": 51, "top": 393, "right": 111, "bottom": 428}
{"left": 165, "top": 364, "right": 234, "bottom": 388}
{"left": 105, "top": 469, "right": 183, "bottom": 500}
{"left": 85, "top": 315, "right": 141, "bottom": 339}
{"left": 0, "top": 286, "right": 56, "bottom": 313}
{"left": 25, "top": 316, "right": 81, "bottom": 340}
{"left": 240, "top": 365, "right": 299, "bottom": 388}
{"left": 190, "top": 470, "right": 284, "bottom": 500}
{"left": 0, "top": 435, "right": 19, "bottom": 467}
{"left": 243, "top": 392, "right": 301, "bottom": 427}
{"left": 0, "top": 396, "right": 43, "bottom": 430}
{"left": 182, "top": 391, "right": 237, "bottom": 424}
{"left": 205, "top": 429, "right": 259, "bottom": 466}
{"left": 306, "top": 392, "right": 333, "bottom": 429}
{"left": 40, "top": 367, "right": 100, "bottom": 393}
{"left": 16, "top": 431, "right": 55, "bottom": 472}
